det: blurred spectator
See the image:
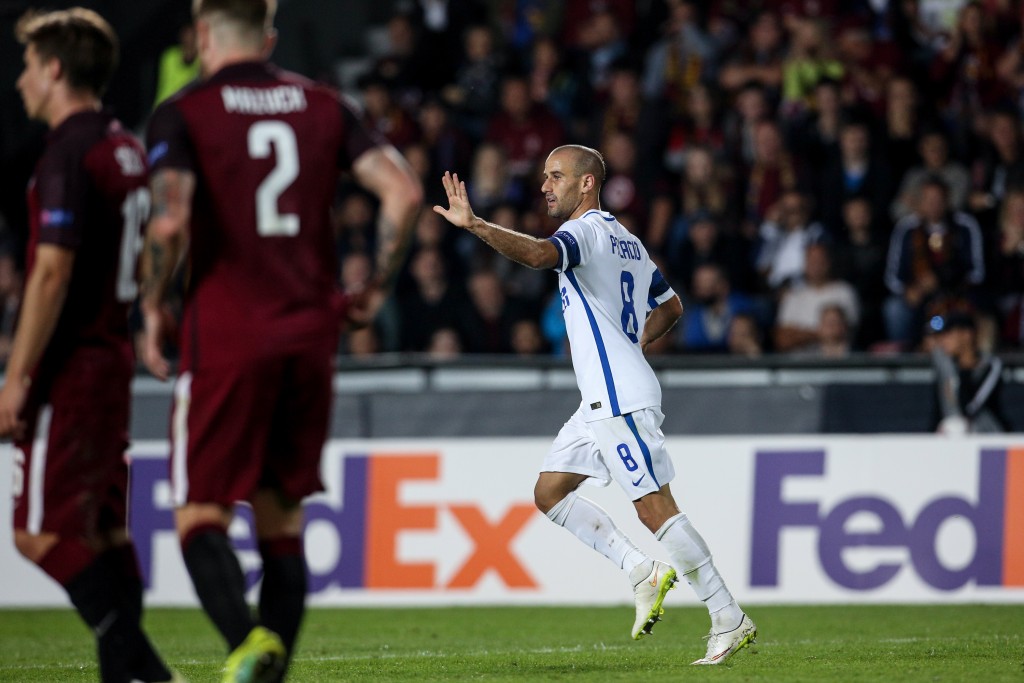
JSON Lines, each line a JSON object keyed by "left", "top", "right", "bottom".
{"left": 359, "top": 73, "right": 421, "bottom": 148}
{"left": 485, "top": 74, "right": 565, "bottom": 181}
{"left": 664, "top": 82, "right": 728, "bottom": 173}
{"left": 787, "top": 77, "right": 842, "bottom": 172}
{"left": 718, "top": 10, "right": 785, "bottom": 98}
{"left": 968, "top": 107, "right": 1024, "bottom": 219}
{"left": 835, "top": 18, "right": 899, "bottom": 116}
{"left": 372, "top": 13, "right": 428, "bottom": 103}
{"left": 774, "top": 243, "right": 860, "bottom": 353}
{"left": 397, "top": 248, "right": 473, "bottom": 351}
{"left": 650, "top": 146, "right": 735, "bottom": 256}
{"left": 643, "top": 0, "right": 717, "bottom": 109}
{"left": 890, "top": 129, "right": 970, "bottom": 221}
{"left": 802, "top": 304, "right": 854, "bottom": 358}
{"left": 510, "top": 318, "right": 549, "bottom": 356}
{"left": 527, "top": 36, "right": 584, "bottom": 128}
{"left": 816, "top": 118, "right": 894, "bottom": 235}
{"left": 880, "top": 76, "right": 926, "bottom": 188}
{"left": 464, "top": 269, "right": 520, "bottom": 353}
{"left": 741, "top": 119, "right": 801, "bottom": 235}
{"left": 663, "top": 211, "right": 754, "bottom": 297}
{"left": 418, "top": 97, "right": 473, "bottom": 188}
{"left": 599, "top": 131, "right": 647, "bottom": 228}
{"left": 409, "top": 0, "right": 490, "bottom": 92}
{"left": 153, "top": 22, "right": 199, "bottom": 107}
{"left": 441, "top": 24, "right": 504, "bottom": 140}
{"left": 727, "top": 313, "right": 764, "bottom": 358}
{"left": 724, "top": 81, "right": 771, "bottom": 166}
{"left": 993, "top": 188, "right": 1024, "bottom": 346}
{"left": 756, "top": 189, "right": 827, "bottom": 291}
{"left": 884, "top": 176, "right": 986, "bottom": 345}
{"left": 780, "top": 18, "right": 844, "bottom": 119}
{"left": 346, "top": 326, "right": 381, "bottom": 357}
{"left": 586, "top": 60, "right": 645, "bottom": 146}
{"left": 832, "top": 197, "right": 888, "bottom": 348}
{"left": 333, "top": 191, "right": 377, "bottom": 261}
{"left": 575, "top": 8, "right": 629, "bottom": 94}
{"left": 677, "top": 263, "right": 758, "bottom": 353}
{"left": 931, "top": 2, "right": 1006, "bottom": 141}
{"left": 427, "top": 327, "right": 464, "bottom": 359}
{"left": 930, "top": 311, "right": 1009, "bottom": 433}
{"left": 468, "top": 143, "right": 522, "bottom": 215}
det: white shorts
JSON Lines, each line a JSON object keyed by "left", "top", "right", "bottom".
{"left": 541, "top": 406, "right": 676, "bottom": 501}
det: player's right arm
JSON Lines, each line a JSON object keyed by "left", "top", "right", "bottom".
{"left": 351, "top": 145, "right": 423, "bottom": 292}
{"left": 434, "top": 171, "right": 559, "bottom": 270}
{"left": 139, "top": 167, "right": 194, "bottom": 380}
{"left": 142, "top": 102, "right": 197, "bottom": 380}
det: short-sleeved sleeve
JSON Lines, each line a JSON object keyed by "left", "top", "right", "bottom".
{"left": 146, "top": 101, "right": 195, "bottom": 173}
{"left": 35, "top": 144, "right": 88, "bottom": 249}
{"left": 647, "top": 266, "right": 675, "bottom": 310}
{"left": 546, "top": 219, "right": 598, "bottom": 272}
{"left": 338, "top": 96, "right": 386, "bottom": 170}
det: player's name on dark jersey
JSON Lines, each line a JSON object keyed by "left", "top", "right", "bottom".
{"left": 221, "top": 85, "right": 307, "bottom": 115}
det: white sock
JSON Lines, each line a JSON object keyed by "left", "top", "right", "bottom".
{"left": 656, "top": 512, "right": 743, "bottom": 632}
{"left": 545, "top": 491, "right": 649, "bottom": 575}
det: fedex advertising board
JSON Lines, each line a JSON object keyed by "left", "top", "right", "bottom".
{"left": 1, "top": 436, "right": 1021, "bottom": 606}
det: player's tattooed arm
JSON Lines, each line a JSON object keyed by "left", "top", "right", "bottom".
{"left": 352, "top": 146, "right": 423, "bottom": 293}
{"left": 641, "top": 294, "right": 683, "bottom": 353}
{"left": 434, "top": 171, "right": 558, "bottom": 270}
{"left": 141, "top": 169, "right": 193, "bottom": 303}
{"left": 139, "top": 168, "right": 194, "bottom": 380}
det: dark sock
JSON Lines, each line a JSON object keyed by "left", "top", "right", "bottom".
{"left": 103, "top": 544, "right": 171, "bottom": 682}
{"left": 181, "top": 525, "right": 255, "bottom": 650}
{"left": 258, "top": 537, "right": 307, "bottom": 656}
{"left": 57, "top": 548, "right": 134, "bottom": 683}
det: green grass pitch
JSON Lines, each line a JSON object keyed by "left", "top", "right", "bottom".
{"left": 1, "top": 604, "right": 1021, "bottom": 681}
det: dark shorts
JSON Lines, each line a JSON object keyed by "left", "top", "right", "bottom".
{"left": 12, "top": 352, "right": 131, "bottom": 538}
{"left": 170, "top": 347, "right": 333, "bottom": 507}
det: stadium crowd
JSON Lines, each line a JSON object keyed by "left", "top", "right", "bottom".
{"left": 9, "top": 0, "right": 1024, "bottom": 362}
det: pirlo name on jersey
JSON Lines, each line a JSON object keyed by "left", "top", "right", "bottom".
{"left": 221, "top": 85, "right": 307, "bottom": 115}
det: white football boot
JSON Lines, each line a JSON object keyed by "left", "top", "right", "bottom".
{"left": 631, "top": 560, "right": 678, "bottom": 639}
{"left": 691, "top": 613, "right": 757, "bottom": 665}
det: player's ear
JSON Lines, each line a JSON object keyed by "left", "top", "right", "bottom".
{"left": 581, "top": 173, "right": 595, "bottom": 194}
{"left": 261, "top": 28, "right": 278, "bottom": 59}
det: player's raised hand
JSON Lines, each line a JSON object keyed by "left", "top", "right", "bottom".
{"left": 433, "top": 172, "right": 477, "bottom": 230}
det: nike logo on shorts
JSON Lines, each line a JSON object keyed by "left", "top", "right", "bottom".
{"left": 632, "top": 474, "right": 646, "bottom": 486}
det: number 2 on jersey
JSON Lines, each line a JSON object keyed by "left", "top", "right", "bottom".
{"left": 620, "top": 271, "right": 639, "bottom": 343}
{"left": 248, "top": 121, "right": 299, "bottom": 236}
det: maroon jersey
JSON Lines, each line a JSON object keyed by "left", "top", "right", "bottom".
{"left": 146, "top": 61, "right": 381, "bottom": 369}
{"left": 26, "top": 110, "right": 146, "bottom": 379}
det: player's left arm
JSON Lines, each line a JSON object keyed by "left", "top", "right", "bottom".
{"left": 0, "top": 245, "right": 75, "bottom": 438}
{"left": 641, "top": 294, "right": 683, "bottom": 354}
{"left": 139, "top": 167, "right": 194, "bottom": 380}
{"left": 351, "top": 146, "right": 423, "bottom": 293}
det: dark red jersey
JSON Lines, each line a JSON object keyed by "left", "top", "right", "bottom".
{"left": 26, "top": 109, "right": 146, "bottom": 379}
{"left": 146, "top": 61, "right": 381, "bottom": 369}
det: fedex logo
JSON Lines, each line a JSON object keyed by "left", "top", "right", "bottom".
{"left": 130, "top": 452, "right": 540, "bottom": 592}
{"left": 750, "top": 448, "right": 1024, "bottom": 591}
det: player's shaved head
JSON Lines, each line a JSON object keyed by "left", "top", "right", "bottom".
{"left": 193, "top": 0, "right": 275, "bottom": 41}
{"left": 549, "top": 145, "right": 606, "bottom": 189}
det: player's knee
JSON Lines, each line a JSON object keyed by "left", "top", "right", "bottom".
{"left": 533, "top": 481, "right": 560, "bottom": 514}
{"left": 14, "top": 530, "right": 57, "bottom": 565}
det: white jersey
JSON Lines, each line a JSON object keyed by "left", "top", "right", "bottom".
{"left": 547, "top": 209, "right": 676, "bottom": 422}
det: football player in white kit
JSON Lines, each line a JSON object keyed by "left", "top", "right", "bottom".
{"left": 434, "top": 145, "right": 757, "bottom": 665}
